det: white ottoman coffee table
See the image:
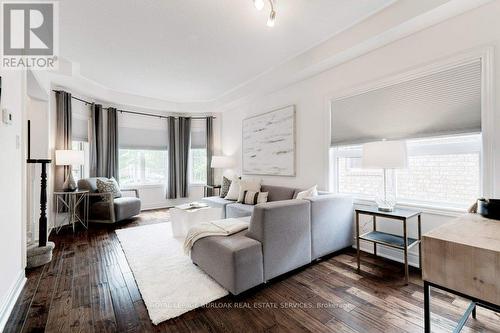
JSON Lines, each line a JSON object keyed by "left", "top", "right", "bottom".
{"left": 170, "top": 203, "right": 222, "bottom": 238}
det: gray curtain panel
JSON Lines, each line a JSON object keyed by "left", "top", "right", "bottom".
{"left": 206, "top": 116, "right": 215, "bottom": 195}
{"left": 166, "top": 116, "right": 177, "bottom": 199}
{"left": 89, "top": 103, "right": 105, "bottom": 177}
{"left": 178, "top": 117, "right": 191, "bottom": 198}
{"left": 54, "top": 91, "right": 72, "bottom": 192}
{"left": 106, "top": 108, "right": 119, "bottom": 179}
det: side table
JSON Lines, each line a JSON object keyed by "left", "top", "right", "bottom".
{"left": 203, "top": 184, "right": 221, "bottom": 197}
{"left": 355, "top": 206, "right": 422, "bottom": 284}
{"left": 54, "top": 190, "right": 89, "bottom": 233}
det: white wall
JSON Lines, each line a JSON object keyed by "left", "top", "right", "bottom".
{"left": 0, "top": 71, "right": 27, "bottom": 331}
{"left": 220, "top": 1, "right": 500, "bottom": 265}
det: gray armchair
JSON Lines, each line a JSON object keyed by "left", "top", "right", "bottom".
{"left": 77, "top": 177, "right": 141, "bottom": 223}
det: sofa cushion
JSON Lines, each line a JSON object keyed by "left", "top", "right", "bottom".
{"left": 90, "top": 196, "right": 141, "bottom": 222}
{"left": 295, "top": 185, "right": 318, "bottom": 200}
{"left": 260, "top": 185, "right": 297, "bottom": 202}
{"left": 220, "top": 176, "right": 232, "bottom": 198}
{"left": 201, "top": 196, "right": 235, "bottom": 218}
{"left": 226, "top": 203, "right": 255, "bottom": 218}
{"left": 191, "top": 229, "right": 264, "bottom": 295}
{"left": 236, "top": 179, "right": 262, "bottom": 202}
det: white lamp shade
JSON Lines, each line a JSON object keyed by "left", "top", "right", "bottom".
{"left": 55, "top": 150, "right": 84, "bottom": 166}
{"left": 362, "top": 140, "right": 408, "bottom": 169}
{"left": 210, "top": 156, "right": 235, "bottom": 169}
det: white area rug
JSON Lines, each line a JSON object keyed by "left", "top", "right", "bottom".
{"left": 115, "top": 223, "right": 228, "bottom": 325}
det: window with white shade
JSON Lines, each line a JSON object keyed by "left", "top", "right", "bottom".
{"left": 329, "top": 60, "right": 483, "bottom": 210}
{"left": 118, "top": 113, "right": 169, "bottom": 186}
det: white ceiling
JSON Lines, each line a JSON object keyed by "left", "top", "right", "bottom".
{"left": 59, "top": 0, "right": 394, "bottom": 103}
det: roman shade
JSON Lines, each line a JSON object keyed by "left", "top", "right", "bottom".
{"left": 119, "top": 127, "right": 168, "bottom": 150}
{"left": 190, "top": 118, "right": 207, "bottom": 149}
{"left": 72, "top": 118, "right": 89, "bottom": 141}
{"left": 330, "top": 60, "right": 482, "bottom": 146}
{"left": 118, "top": 113, "right": 168, "bottom": 150}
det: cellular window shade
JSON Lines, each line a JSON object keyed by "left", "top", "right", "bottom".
{"left": 330, "top": 60, "right": 482, "bottom": 146}
{"left": 190, "top": 118, "right": 207, "bottom": 149}
{"left": 72, "top": 118, "right": 89, "bottom": 141}
{"left": 119, "top": 127, "right": 168, "bottom": 150}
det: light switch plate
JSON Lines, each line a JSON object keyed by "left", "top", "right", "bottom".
{"left": 2, "top": 109, "right": 13, "bottom": 125}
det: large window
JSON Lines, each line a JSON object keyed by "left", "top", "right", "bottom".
{"left": 190, "top": 148, "right": 207, "bottom": 184}
{"left": 119, "top": 149, "right": 168, "bottom": 186}
{"left": 330, "top": 134, "right": 481, "bottom": 209}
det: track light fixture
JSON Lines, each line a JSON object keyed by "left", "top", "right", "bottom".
{"left": 253, "top": 0, "right": 276, "bottom": 27}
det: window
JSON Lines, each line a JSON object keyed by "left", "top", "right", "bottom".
{"left": 119, "top": 149, "right": 168, "bottom": 186}
{"left": 190, "top": 148, "right": 207, "bottom": 184}
{"left": 71, "top": 141, "right": 89, "bottom": 181}
{"left": 330, "top": 134, "right": 481, "bottom": 209}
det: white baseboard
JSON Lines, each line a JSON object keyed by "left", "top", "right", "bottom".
{"left": 354, "top": 242, "right": 420, "bottom": 268}
{"left": 0, "top": 270, "right": 26, "bottom": 332}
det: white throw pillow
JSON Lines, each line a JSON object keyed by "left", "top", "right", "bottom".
{"left": 237, "top": 179, "right": 262, "bottom": 202}
{"left": 296, "top": 185, "right": 318, "bottom": 200}
{"left": 224, "top": 178, "right": 241, "bottom": 201}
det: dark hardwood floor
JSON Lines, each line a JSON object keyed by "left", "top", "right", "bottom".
{"left": 5, "top": 209, "right": 500, "bottom": 333}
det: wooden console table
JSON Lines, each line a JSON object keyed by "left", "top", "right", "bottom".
{"left": 422, "top": 213, "right": 500, "bottom": 333}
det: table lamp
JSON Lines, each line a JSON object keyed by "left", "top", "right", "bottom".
{"left": 211, "top": 156, "right": 236, "bottom": 182}
{"left": 55, "top": 150, "right": 84, "bottom": 192}
{"left": 362, "top": 140, "right": 408, "bottom": 212}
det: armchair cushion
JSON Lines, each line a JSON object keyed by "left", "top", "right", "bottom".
{"left": 113, "top": 197, "right": 141, "bottom": 221}
{"left": 91, "top": 197, "right": 141, "bottom": 222}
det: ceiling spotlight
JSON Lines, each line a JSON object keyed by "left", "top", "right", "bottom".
{"left": 254, "top": 0, "right": 264, "bottom": 11}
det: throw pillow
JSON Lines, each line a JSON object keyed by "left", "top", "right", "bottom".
{"left": 237, "top": 179, "right": 262, "bottom": 202}
{"left": 220, "top": 176, "right": 232, "bottom": 198}
{"left": 296, "top": 185, "right": 318, "bottom": 200}
{"left": 238, "top": 191, "right": 269, "bottom": 205}
{"left": 224, "top": 178, "right": 241, "bottom": 201}
{"left": 96, "top": 178, "right": 122, "bottom": 201}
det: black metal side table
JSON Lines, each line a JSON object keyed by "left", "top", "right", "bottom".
{"left": 203, "top": 184, "right": 221, "bottom": 197}
{"left": 355, "top": 206, "right": 422, "bottom": 285}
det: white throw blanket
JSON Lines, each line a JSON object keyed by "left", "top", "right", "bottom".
{"left": 183, "top": 218, "right": 249, "bottom": 254}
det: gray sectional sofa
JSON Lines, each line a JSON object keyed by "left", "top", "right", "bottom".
{"left": 201, "top": 184, "right": 331, "bottom": 218}
{"left": 194, "top": 185, "right": 353, "bottom": 295}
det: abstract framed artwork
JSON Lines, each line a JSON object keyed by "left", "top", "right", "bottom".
{"left": 242, "top": 105, "right": 296, "bottom": 176}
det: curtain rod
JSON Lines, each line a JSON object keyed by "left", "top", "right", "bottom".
{"left": 52, "top": 90, "right": 215, "bottom": 120}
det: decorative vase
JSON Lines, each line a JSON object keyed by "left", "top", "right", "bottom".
{"left": 62, "top": 171, "right": 77, "bottom": 192}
